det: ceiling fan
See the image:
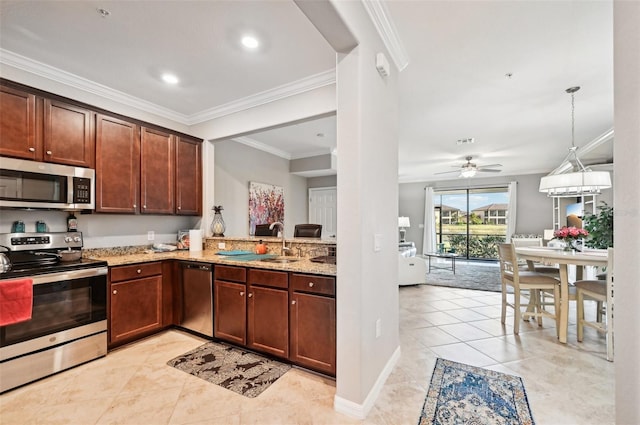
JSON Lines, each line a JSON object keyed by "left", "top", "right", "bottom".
{"left": 435, "top": 156, "right": 502, "bottom": 178}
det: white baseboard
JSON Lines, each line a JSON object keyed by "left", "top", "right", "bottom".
{"left": 333, "top": 345, "right": 401, "bottom": 419}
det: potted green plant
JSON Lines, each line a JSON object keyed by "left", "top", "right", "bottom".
{"left": 582, "top": 202, "right": 613, "bottom": 249}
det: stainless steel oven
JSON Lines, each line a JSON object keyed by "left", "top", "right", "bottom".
{"left": 0, "top": 232, "right": 108, "bottom": 393}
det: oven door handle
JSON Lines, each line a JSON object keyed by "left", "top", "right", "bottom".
{"left": 29, "top": 267, "right": 108, "bottom": 285}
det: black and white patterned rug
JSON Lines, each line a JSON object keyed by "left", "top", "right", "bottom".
{"left": 167, "top": 342, "right": 291, "bottom": 398}
{"left": 419, "top": 358, "right": 535, "bottom": 425}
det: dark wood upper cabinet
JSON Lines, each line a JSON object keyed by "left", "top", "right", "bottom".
{"left": 43, "top": 99, "right": 94, "bottom": 168}
{"left": 0, "top": 85, "right": 38, "bottom": 160}
{"left": 140, "top": 127, "right": 175, "bottom": 215}
{"left": 95, "top": 114, "right": 140, "bottom": 213}
{"left": 175, "top": 137, "right": 202, "bottom": 215}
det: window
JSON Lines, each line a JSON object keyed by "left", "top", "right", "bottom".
{"left": 434, "top": 187, "right": 509, "bottom": 260}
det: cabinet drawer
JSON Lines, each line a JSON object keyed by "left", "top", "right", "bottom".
{"left": 215, "top": 265, "right": 247, "bottom": 283}
{"left": 249, "top": 269, "right": 288, "bottom": 289}
{"left": 110, "top": 262, "right": 162, "bottom": 282}
{"left": 290, "top": 273, "right": 335, "bottom": 296}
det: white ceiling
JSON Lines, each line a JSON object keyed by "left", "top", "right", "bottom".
{"left": 0, "top": 1, "right": 614, "bottom": 183}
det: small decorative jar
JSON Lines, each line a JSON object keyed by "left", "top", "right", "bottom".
{"left": 210, "top": 205, "right": 226, "bottom": 236}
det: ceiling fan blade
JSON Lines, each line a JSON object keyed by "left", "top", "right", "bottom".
{"left": 434, "top": 169, "right": 461, "bottom": 175}
{"left": 478, "top": 163, "right": 502, "bottom": 168}
{"left": 477, "top": 168, "right": 502, "bottom": 173}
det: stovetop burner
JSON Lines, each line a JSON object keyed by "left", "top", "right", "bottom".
{"left": 0, "top": 231, "right": 107, "bottom": 279}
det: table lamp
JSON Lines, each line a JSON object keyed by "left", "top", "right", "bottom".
{"left": 398, "top": 216, "right": 410, "bottom": 242}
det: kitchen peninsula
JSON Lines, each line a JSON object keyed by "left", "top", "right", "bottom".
{"left": 87, "top": 235, "right": 337, "bottom": 376}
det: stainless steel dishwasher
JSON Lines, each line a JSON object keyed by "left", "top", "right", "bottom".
{"left": 179, "top": 262, "right": 214, "bottom": 337}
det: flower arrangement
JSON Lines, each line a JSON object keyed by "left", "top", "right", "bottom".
{"left": 553, "top": 226, "right": 589, "bottom": 251}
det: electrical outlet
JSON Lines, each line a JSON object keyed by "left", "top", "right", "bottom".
{"left": 218, "top": 242, "right": 226, "bottom": 249}
{"left": 147, "top": 231, "right": 154, "bottom": 241}
{"left": 375, "top": 318, "right": 381, "bottom": 338}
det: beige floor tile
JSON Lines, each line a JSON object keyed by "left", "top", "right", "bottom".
{"left": 407, "top": 326, "right": 461, "bottom": 347}
{"left": 467, "top": 337, "right": 533, "bottom": 363}
{"left": 466, "top": 318, "right": 511, "bottom": 337}
{"left": 438, "top": 322, "right": 494, "bottom": 342}
{"left": 428, "top": 342, "right": 499, "bottom": 368}
{"left": 420, "top": 310, "right": 461, "bottom": 325}
{"left": 444, "top": 307, "right": 491, "bottom": 322}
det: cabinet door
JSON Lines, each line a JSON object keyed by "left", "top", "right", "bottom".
{"left": 110, "top": 275, "right": 163, "bottom": 346}
{"left": 175, "top": 137, "right": 202, "bottom": 216}
{"left": 290, "top": 292, "right": 336, "bottom": 376}
{"left": 247, "top": 285, "right": 289, "bottom": 358}
{"left": 0, "top": 85, "right": 38, "bottom": 159}
{"left": 43, "top": 99, "right": 94, "bottom": 167}
{"left": 214, "top": 280, "right": 246, "bottom": 345}
{"left": 141, "top": 127, "right": 174, "bottom": 214}
{"left": 95, "top": 114, "right": 140, "bottom": 213}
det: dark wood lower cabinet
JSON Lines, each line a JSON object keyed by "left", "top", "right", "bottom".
{"left": 214, "top": 279, "right": 247, "bottom": 345}
{"left": 110, "top": 275, "right": 162, "bottom": 347}
{"left": 247, "top": 285, "right": 289, "bottom": 358}
{"left": 290, "top": 291, "right": 336, "bottom": 376}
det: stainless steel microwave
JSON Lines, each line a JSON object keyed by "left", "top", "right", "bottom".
{"left": 0, "top": 157, "right": 95, "bottom": 210}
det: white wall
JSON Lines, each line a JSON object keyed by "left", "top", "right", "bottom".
{"left": 329, "top": 1, "right": 401, "bottom": 417}
{"left": 613, "top": 1, "right": 640, "bottom": 422}
{"left": 212, "top": 140, "right": 307, "bottom": 237}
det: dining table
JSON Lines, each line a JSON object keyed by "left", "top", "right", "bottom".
{"left": 514, "top": 246, "right": 608, "bottom": 344}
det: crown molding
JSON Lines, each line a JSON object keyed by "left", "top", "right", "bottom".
{"left": 186, "top": 69, "right": 336, "bottom": 125}
{"left": 1, "top": 49, "right": 336, "bottom": 128}
{"left": 362, "top": 0, "right": 409, "bottom": 72}
{"left": 290, "top": 149, "right": 332, "bottom": 160}
{"left": 232, "top": 137, "right": 292, "bottom": 160}
{"left": 0, "top": 49, "right": 189, "bottom": 123}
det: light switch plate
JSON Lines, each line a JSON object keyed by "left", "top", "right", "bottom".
{"left": 147, "top": 231, "right": 154, "bottom": 241}
{"left": 374, "top": 234, "right": 382, "bottom": 252}
{"left": 218, "top": 242, "right": 226, "bottom": 249}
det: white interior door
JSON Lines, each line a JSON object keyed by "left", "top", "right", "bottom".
{"left": 308, "top": 187, "right": 337, "bottom": 238}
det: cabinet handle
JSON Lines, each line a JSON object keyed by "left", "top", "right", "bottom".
{"left": 308, "top": 282, "right": 315, "bottom": 287}
{"left": 240, "top": 291, "right": 244, "bottom": 296}
{"left": 291, "top": 300, "right": 296, "bottom": 305}
{"left": 143, "top": 205, "right": 147, "bottom": 209}
{"left": 28, "top": 147, "right": 35, "bottom": 152}
{"left": 46, "top": 150, "right": 52, "bottom": 155}
{"left": 248, "top": 293, "right": 253, "bottom": 298}
{"left": 137, "top": 269, "right": 141, "bottom": 274}
{"left": 177, "top": 206, "right": 181, "bottom": 210}
{"left": 133, "top": 204, "right": 137, "bottom": 208}
{"left": 113, "top": 290, "right": 117, "bottom": 295}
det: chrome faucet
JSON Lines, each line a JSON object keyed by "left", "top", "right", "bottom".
{"left": 269, "top": 222, "right": 290, "bottom": 256}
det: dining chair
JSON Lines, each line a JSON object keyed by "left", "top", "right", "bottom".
{"left": 576, "top": 247, "right": 614, "bottom": 361}
{"left": 511, "top": 237, "right": 560, "bottom": 276}
{"left": 498, "top": 243, "right": 561, "bottom": 334}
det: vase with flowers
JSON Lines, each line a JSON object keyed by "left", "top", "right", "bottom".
{"left": 553, "top": 226, "right": 589, "bottom": 251}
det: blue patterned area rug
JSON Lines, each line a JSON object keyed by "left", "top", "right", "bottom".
{"left": 419, "top": 358, "right": 534, "bottom": 425}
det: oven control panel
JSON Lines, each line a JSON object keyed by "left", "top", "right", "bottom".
{"left": 0, "top": 232, "right": 83, "bottom": 251}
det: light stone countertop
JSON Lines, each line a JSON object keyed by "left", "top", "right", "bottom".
{"left": 88, "top": 249, "right": 337, "bottom": 276}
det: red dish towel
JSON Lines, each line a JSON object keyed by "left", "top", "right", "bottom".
{"left": 0, "top": 278, "right": 34, "bottom": 326}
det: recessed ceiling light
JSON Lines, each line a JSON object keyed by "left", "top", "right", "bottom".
{"left": 96, "top": 8, "right": 110, "bottom": 18}
{"left": 241, "top": 36, "right": 259, "bottom": 49}
{"left": 161, "top": 73, "right": 179, "bottom": 85}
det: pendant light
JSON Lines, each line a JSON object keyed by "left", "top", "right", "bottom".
{"left": 539, "top": 86, "right": 611, "bottom": 197}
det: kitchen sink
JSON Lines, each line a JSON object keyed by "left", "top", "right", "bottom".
{"left": 260, "top": 257, "right": 300, "bottom": 264}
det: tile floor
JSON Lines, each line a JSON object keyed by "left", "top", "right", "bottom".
{"left": 0, "top": 284, "right": 614, "bottom": 424}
